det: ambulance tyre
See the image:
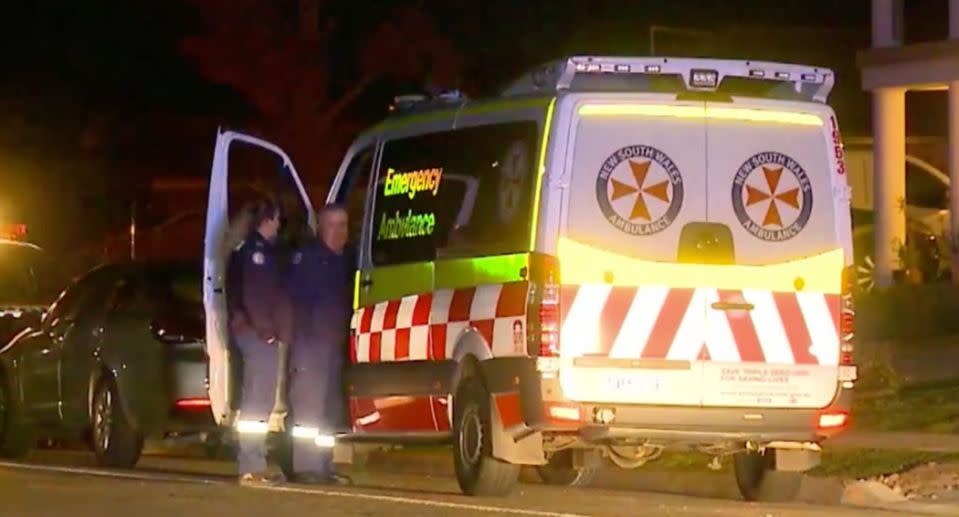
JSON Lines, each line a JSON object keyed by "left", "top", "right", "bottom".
{"left": 91, "top": 376, "right": 143, "bottom": 468}
{"left": 733, "top": 449, "right": 802, "bottom": 503}
{"left": 0, "top": 370, "right": 30, "bottom": 459}
{"left": 452, "top": 376, "right": 520, "bottom": 497}
{"left": 537, "top": 450, "right": 600, "bottom": 487}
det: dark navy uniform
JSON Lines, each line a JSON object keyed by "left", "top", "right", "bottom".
{"left": 228, "top": 232, "right": 293, "bottom": 476}
{"left": 287, "top": 238, "right": 352, "bottom": 476}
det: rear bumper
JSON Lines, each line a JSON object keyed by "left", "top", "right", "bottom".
{"left": 540, "top": 388, "right": 851, "bottom": 445}
{"left": 483, "top": 357, "right": 851, "bottom": 447}
{"left": 163, "top": 345, "right": 216, "bottom": 433}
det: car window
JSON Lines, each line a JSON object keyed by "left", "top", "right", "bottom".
{"left": 44, "top": 268, "right": 121, "bottom": 327}
{"left": 109, "top": 267, "right": 202, "bottom": 317}
{"left": 906, "top": 163, "right": 948, "bottom": 210}
{"left": 0, "top": 244, "right": 58, "bottom": 304}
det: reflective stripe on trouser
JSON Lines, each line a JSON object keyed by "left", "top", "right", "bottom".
{"left": 235, "top": 330, "right": 280, "bottom": 475}
{"left": 288, "top": 342, "right": 339, "bottom": 475}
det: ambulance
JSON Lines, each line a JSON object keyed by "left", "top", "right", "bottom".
{"left": 204, "top": 56, "right": 857, "bottom": 501}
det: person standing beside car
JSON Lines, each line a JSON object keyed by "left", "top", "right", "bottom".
{"left": 227, "top": 197, "right": 293, "bottom": 487}
{"left": 286, "top": 204, "right": 353, "bottom": 485}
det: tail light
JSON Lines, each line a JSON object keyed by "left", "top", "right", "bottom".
{"left": 174, "top": 397, "right": 211, "bottom": 409}
{"left": 531, "top": 256, "right": 561, "bottom": 358}
{"left": 538, "top": 283, "right": 560, "bottom": 357}
{"left": 817, "top": 410, "right": 849, "bottom": 431}
{"left": 839, "top": 265, "right": 855, "bottom": 366}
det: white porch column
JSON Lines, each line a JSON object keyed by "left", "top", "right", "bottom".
{"left": 872, "top": 0, "right": 903, "bottom": 47}
{"left": 873, "top": 87, "right": 907, "bottom": 288}
{"left": 948, "top": 83, "right": 959, "bottom": 283}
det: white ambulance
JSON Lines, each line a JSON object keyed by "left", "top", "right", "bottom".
{"left": 204, "top": 56, "right": 857, "bottom": 501}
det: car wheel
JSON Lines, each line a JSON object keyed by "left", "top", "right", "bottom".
{"left": 733, "top": 449, "right": 802, "bottom": 502}
{"left": 203, "top": 432, "right": 234, "bottom": 460}
{"left": 452, "top": 376, "right": 519, "bottom": 497}
{"left": 0, "top": 371, "right": 31, "bottom": 459}
{"left": 536, "top": 449, "right": 600, "bottom": 487}
{"left": 91, "top": 376, "right": 143, "bottom": 468}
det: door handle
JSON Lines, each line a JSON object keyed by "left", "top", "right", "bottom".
{"left": 711, "top": 302, "right": 754, "bottom": 311}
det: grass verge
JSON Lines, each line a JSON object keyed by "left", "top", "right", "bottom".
{"left": 854, "top": 379, "right": 959, "bottom": 434}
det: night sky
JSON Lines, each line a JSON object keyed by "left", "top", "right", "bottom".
{"left": 0, "top": 0, "right": 950, "bottom": 259}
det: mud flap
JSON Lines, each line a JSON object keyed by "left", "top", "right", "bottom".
{"left": 489, "top": 393, "right": 546, "bottom": 466}
{"left": 773, "top": 447, "right": 820, "bottom": 472}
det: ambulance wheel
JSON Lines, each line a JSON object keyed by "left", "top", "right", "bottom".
{"left": 452, "top": 376, "right": 520, "bottom": 497}
{"left": 733, "top": 449, "right": 802, "bottom": 502}
{"left": 0, "top": 370, "right": 30, "bottom": 459}
{"left": 91, "top": 377, "right": 143, "bottom": 468}
{"left": 537, "top": 449, "right": 599, "bottom": 487}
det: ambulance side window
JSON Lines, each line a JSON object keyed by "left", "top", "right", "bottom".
{"left": 372, "top": 132, "right": 450, "bottom": 266}
{"left": 435, "top": 122, "right": 539, "bottom": 258}
{"left": 334, "top": 147, "right": 374, "bottom": 246}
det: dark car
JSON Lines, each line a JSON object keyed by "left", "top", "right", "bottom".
{"left": 0, "top": 262, "right": 216, "bottom": 467}
{"left": 0, "top": 239, "right": 63, "bottom": 346}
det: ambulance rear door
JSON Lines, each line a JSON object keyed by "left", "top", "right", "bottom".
{"left": 701, "top": 99, "right": 844, "bottom": 409}
{"left": 557, "top": 93, "right": 708, "bottom": 406}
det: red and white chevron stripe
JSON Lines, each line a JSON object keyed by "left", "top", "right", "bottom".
{"left": 352, "top": 282, "right": 529, "bottom": 363}
{"left": 560, "top": 285, "right": 841, "bottom": 366}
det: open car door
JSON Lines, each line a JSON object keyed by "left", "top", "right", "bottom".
{"left": 203, "top": 129, "right": 315, "bottom": 426}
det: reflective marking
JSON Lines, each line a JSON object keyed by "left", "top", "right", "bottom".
{"left": 742, "top": 289, "right": 795, "bottom": 364}
{"left": 408, "top": 326, "right": 429, "bottom": 360}
{"left": 253, "top": 485, "right": 588, "bottom": 517}
{"left": 796, "top": 291, "right": 840, "bottom": 365}
{"left": 380, "top": 330, "right": 396, "bottom": 361}
{"left": 560, "top": 284, "right": 611, "bottom": 358}
{"left": 608, "top": 286, "right": 669, "bottom": 358}
{"left": 292, "top": 425, "right": 320, "bottom": 439}
{"left": 665, "top": 289, "right": 707, "bottom": 361}
{"left": 236, "top": 420, "right": 269, "bottom": 434}
{"left": 355, "top": 411, "right": 381, "bottom": 426}
{"left": 0, "top": 461, "right": 225, "bottom": 485}
{"left": 702, "top": 289, "right": 743, "bottom": 362}
{"left": 370, "top": 303, "right": 387, "bottom": 333}
{"left": 314, "top": 434, "right": 336, "bottom": 448}
{"left": 395, "top": 295, "right": 417, "bottom": 328}
{"left": 356, "top": 334, "right": 371, "bottom": 363}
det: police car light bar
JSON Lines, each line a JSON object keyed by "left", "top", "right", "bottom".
{"left": 502, "top": 56, "right": 835, "bottom": 103}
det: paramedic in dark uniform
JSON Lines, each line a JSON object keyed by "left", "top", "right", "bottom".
{"left": 287, "top": 204, "right": 352, "bottom": 484}
{"left": 227, "top": 198, "right": 293, "bottom": 486}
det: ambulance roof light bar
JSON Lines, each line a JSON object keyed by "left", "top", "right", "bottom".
{"left": 501, "top": 56, "right": 835, "bottom": 103}
{"left": 390, "top": 90, "right": 467, "bottom": 114}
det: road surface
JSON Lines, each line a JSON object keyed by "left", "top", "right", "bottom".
{"left": 0, "top": 450, "right": 917, "bottom": 517}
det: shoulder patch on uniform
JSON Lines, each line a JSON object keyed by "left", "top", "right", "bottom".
{"left": 292, "top": 252, "right": 302, "bottom": 265}
{"left": 252, "top": 251, "right": 265, "bottom": 265}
